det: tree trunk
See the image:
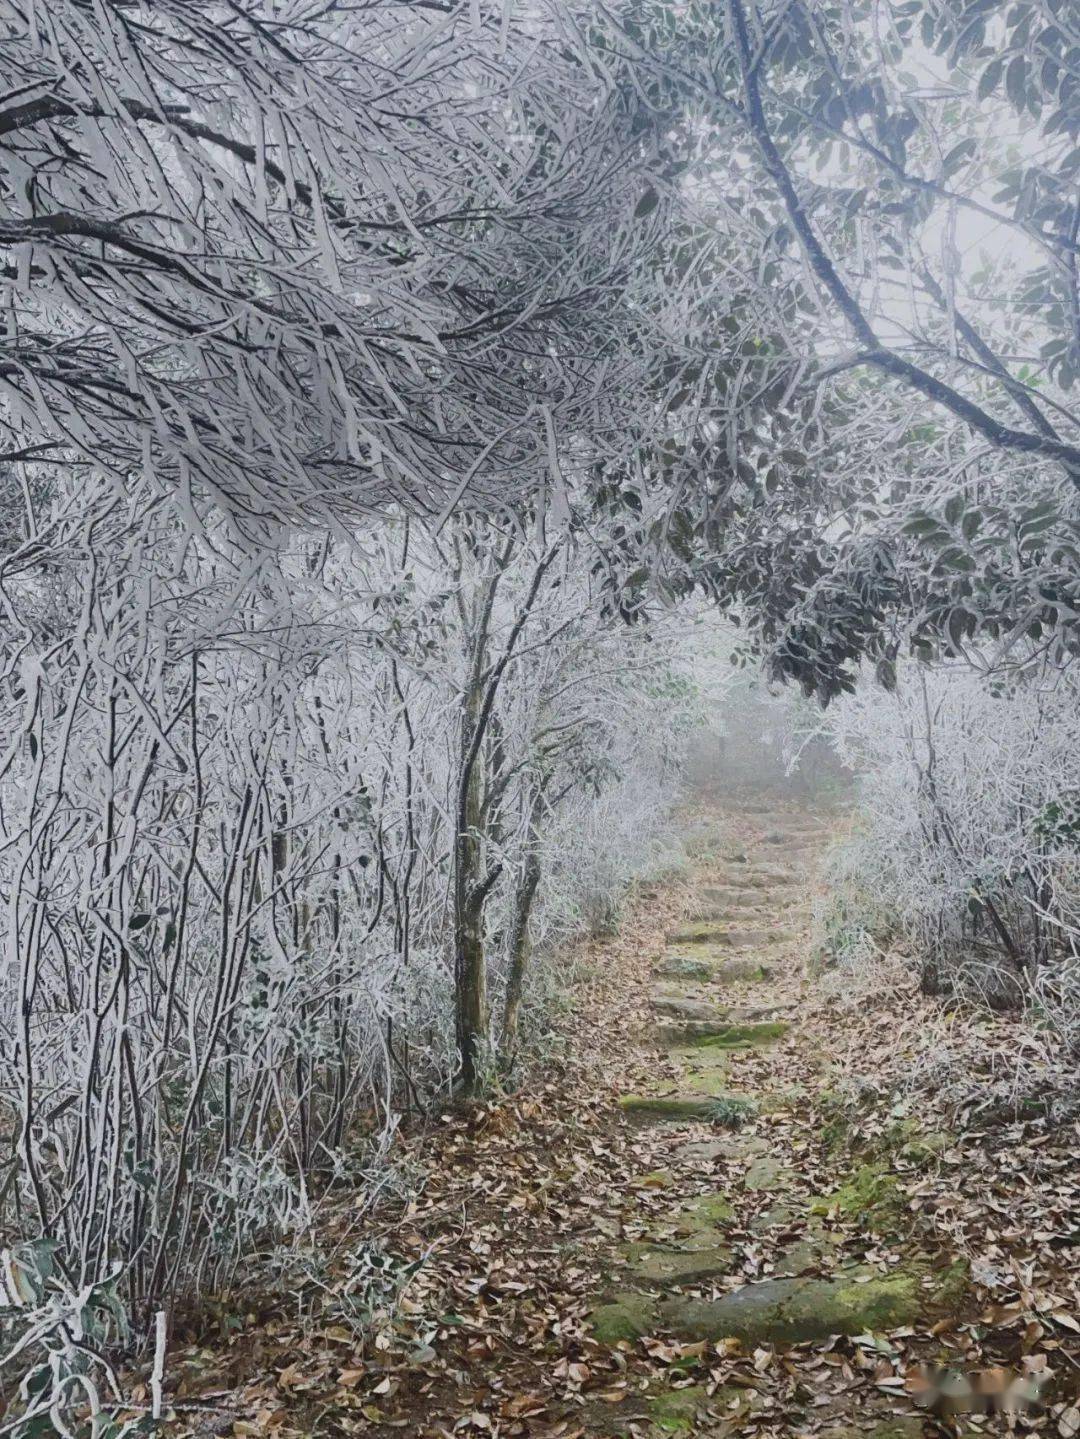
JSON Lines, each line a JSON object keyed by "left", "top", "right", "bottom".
{"left": 454, "top": 678, "right": 489, "bottom": 1096}
{"left": 500, "top": 849, "right": 540, "bottom": 1072}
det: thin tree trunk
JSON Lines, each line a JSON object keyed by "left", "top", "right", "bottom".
{"left": 500, "top": 849, "right": 540, "bottom": 1072}
{"left": 454, "top": 679, "right": 488, "bottom": 1096}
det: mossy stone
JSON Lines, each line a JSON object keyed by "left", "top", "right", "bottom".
{"left": 690, "top": 1020, "right": 789, "bottom": 1049}
{"left": 820, "top": 1420, "right": 923, "bottom": 1439}
{"left": 646, "top": 1386, "right": 708, "bottom": 1433}
{"left": 652, "top": 997, "right": 728, "bottom": 1022}
{"left": 590, "top": 1291, "right": 658, "bottom": 1343}
{"left": 622, "top": 1242, "right": 732, "bottom": 1287}
{"left": 654, "top": 1271, "right": 920, "bottom": 1344}
{"left": 679, "top": 1192, "right": 734, "bottom": 1229}
{"left": 810, "top": 1163, "right": 905, "bottom": 1230}
{"left": 657, "top": 1019, "right": 744, "bottom": 1047}
{"left": 743, "top": 1156, "right": 794, "bottom": 1191}
{"left": 715, "top": 958, "right": 771, "bottom": 983}
{"left": 655, "top": 955, "right": 716, "bottom": 981}
{"left": 619, "top": 1095, "right": 718, "bottom": 1122}
{"left": 748, "top": 1201, "right": 797, "bottom": 1233}
{"left": 683, "top": 1065, "right": 736, "bottom": 1098}
{"left": 669, "top": 922, "right": 792, "bottom": 948}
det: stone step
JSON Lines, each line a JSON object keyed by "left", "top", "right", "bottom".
{"left": 619, "top": 1242, "right": 733, "bottom": 1288}
{"left": 591, "top": 1270, "right": 922, "bottom": 1346}
{"left": 654, "top": 954, "right": 718, "bottom": 981}
{"left": 651, "top": 995, "right": 787, "bottom": 1024}
{"left": 717, "top": 867, "right": 800, "bottom": 888}
{"left": 618, "top": 1094, "right": 721, "bottom": 1122}
{"left": 667, "top": 921, "right": 798, "bottom": 948}
{"left": 618, "top": 1093, "right": 755, "bottom": 1124}
{"left": 698, "top": 883, "right": 804, "bottom": 909}
{"left": 651, "top": 996, "right": 727, "bottom": 1022}
{"left": 680, "top": 1020, "right": 789, "bottom": 1050}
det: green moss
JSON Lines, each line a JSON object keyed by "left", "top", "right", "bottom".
{"left": 680, "top": 1193, "right": 734, "bottom": 1228}
{"left": 811, "top": 1163, "right": 905, "bottom": 1230}
{"left": 926, "top": 1257, "right": 969, "bottom": 1314}
{"left": 646, "top": 1386, "right": 708, "bottom": 1433}
{"left": 689, "top": 1021, "right": 789, "bottom": 1049}
{"left": 590, "top": 1291, "right": 658, "bottom": 1344}
{"left": 654, "top": 1271, "right": 920, "bottom": 1344}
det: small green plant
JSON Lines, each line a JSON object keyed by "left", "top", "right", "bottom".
{"left": 0, "top": 1239, "right": 154, "bottom": 1438}
{"left": 708, "top": 1095, "right": 756, "bottom": 1128}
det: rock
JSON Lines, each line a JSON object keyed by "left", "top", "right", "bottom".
{"left": 689, "top": 1020, "right": 789, "bottom": 1048}
{"left": 619, "top": 1095, "right": 719, "bottom": 1122}
{"left": 668, "top": 922, "right": 795, "bottom": 948}
{"left": 672, "top": 1137, "right": 727, "bottom": 1163}
{"left": 737, "top": 868, "right": 799, "bottom": 888}
{"left": 645, "top": 1386, "right": 709, "bottom": 1433}
{"left": 680, "top": 1062, "right": 736, "bottom": 1098}
{"left": 748, "top": 1201, "right": 797, "bottom": 1232}
{"left": 715, "top": 958, "right": 771, "bottom": 983}
{"left": 686, "top": 906, "right": 743, "bottom": 923}
{"left": 590, "top": 1266, "right": 951, "bottom": 1348}
{"left": 678, "top": 1192, "right": 735, "bottom": 1229}
{"left": 774, "top": 1238, "right": 828, "bottom": 1275}
{"left": 743, "top": 1155, "right": 795, "bottom": 1190}
{"left": 632, "top": 1169, "right": 676, "bottom": 1190}
{"left": 654, "top": 954, "right": 716, "bottom": 981}
{"left": 622, "top": 1241, "right": 732, "bottom": 1287}
{"left": 590, "top": 1291, "right": 658, "bottom": 1344}
{"left": 810, "top": 1163, "right": 905, "bottom": 1231}
{"left": 700, "top": 885, "right": 763, "bottom": 907}
{"left": 658, "top": 1017, "right": 780, "bottom": 1047}
{"left": 666, "top": 921, "right": 732, "bottom": 945}
{"left": 654, "top": 1271, "right": 921, "bottom": 1344}
{"left": 651, "top": 996, "right": 727, "bottom": 1022}
{"left": 727, "top": 1004, "right": 790, "bottom": 1022}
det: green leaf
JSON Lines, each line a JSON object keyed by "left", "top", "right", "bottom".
{"left": 978, "top": 57, "right": 1004, "bottom": 99}
{"left": 1006, "top": 54, "right": 1028, "bottom": 109}
{"left": 943, "top": 138, "right": 976, "bottom": 177}
{"left": 634, "top": 188, "right": 659, "bottom": 219}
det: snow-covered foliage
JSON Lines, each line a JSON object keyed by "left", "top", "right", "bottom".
{"left": 0, "top": 457, "right": 710, "bottom": 1424}
{"left": 819, "top": 663, "right": 1080, "bottom": 1041}
{"left": 602, "top": 0, "right": 1080, "bottom": 699}
{"left": 0, "top": 0, "right": 686, "bottom": 534}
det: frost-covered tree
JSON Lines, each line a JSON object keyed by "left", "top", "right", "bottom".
{"left": 0, "top": 0, "right": 681, "bottom": 532}
{"left": 601, "top": 0, "right": 1080, "bottom": 696}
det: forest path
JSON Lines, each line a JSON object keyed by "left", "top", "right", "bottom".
{"left": 170, "top": 791, "right": 1002, "bottom": 1438}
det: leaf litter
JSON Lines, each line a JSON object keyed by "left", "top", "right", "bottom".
{"left": 162, "top": 794, "right": 1080, "bottom": 1439}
